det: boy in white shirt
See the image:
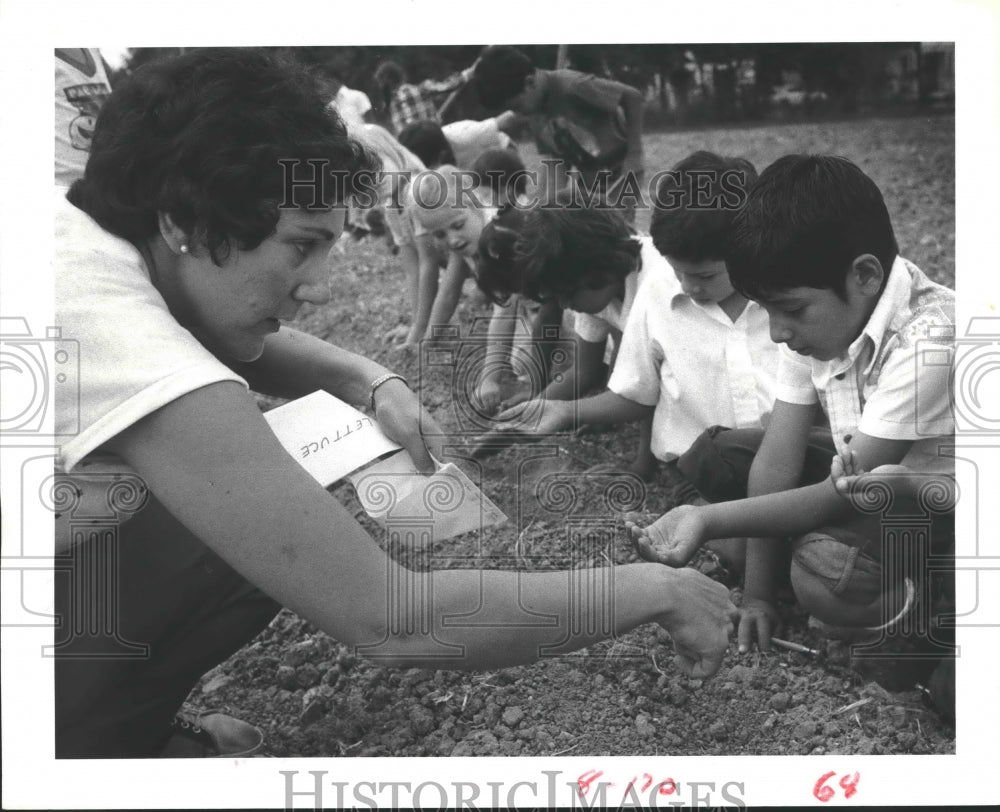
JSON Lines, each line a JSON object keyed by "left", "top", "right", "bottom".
{"left": 495, "top": 152, "right": 782, "bottom": 491}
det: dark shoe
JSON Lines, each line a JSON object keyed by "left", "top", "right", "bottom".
{"left": 159, "top": 709, "right": 263, "bottom": 758}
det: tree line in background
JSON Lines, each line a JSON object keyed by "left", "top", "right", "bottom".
{"left": 118, "top": 43, "right": 955, "bottom": 130}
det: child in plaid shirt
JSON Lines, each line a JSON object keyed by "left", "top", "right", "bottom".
{"left": 630, "top": 155, "right": 955, "bottom": 697}
{"left": 375, "top": 60, "right": 474, "bottom": 135}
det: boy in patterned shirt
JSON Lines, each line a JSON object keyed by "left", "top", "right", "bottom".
{"left": 630, "top": 156, "right": 955, "bottom": 695}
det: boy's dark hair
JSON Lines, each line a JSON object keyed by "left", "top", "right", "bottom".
{"left": 374, "top": 60, "right": 406, "bottom": 90}
{"left": 650, "top": 150, "right": 758, "bottom": 263}
{"left": 68, "top": 47, "right": 378, "bottom": 265}
{"left": 514, "top": 204, "right": 641, "bottom": 302}
{"left": 473, "top": 45, "right": 534, "bottom": 111}
{"left": 397, "top": 119, "right": 456, "bottom": 168}
{"left": 373, "top": 60, "right": 406, "bottom": 112}
{"left": 471, "top": 148, "right": 527, "bottom": 201}
{"left": 476, "top": 207, "right": 528, "bottom": 305}
{"left": 726, "top": 154, "right": 898, "bottom": 301}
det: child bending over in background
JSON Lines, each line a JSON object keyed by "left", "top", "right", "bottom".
{"left": 400, "top": 154, "right": 528, "bottom": 354}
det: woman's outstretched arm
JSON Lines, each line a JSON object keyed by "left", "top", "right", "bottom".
{"left": 107, "top": 381, "right": 735, "bottom": 676}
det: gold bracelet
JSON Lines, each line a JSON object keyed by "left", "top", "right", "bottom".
{"left": 369, "top": 372, "right": 407, "bottom": 413}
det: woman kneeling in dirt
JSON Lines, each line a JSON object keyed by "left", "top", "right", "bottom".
{"left": 53, "top": 48, "right": 736, "bottom": 758}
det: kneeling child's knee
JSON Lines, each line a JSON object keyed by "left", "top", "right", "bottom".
{"left": 790, "top": 530, "right": 884, "bottom": 627}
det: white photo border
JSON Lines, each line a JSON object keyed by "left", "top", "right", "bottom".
{"left": 2, "top": 0, "right": 997, "bottom": 807}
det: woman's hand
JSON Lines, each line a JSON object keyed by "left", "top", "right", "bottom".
{"left": 627, "top": 504, "right": 709, "bottom": 568}
{"left": 655, "top": 567, "right": 737, "bottom": 678}
{"left": 372, "top": 377, "right": 445, "bottom": 473}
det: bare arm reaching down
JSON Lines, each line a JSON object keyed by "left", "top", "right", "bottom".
{"left": 108, "top": 381, "right": 736, "bottom": 675}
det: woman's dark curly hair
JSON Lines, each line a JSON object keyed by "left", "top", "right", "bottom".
{"left": 68, "top": 47, "right": 380, "bottom": 264}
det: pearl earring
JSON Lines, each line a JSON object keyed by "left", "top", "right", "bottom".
{"left": 179, "top": 244, "right": 189, "bottom": 254}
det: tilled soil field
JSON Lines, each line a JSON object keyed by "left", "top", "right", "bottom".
{"left": 187, "top": 115, "right": 956, "bottom": 757}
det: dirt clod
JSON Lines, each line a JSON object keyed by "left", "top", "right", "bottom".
{"left": 502, "top": 706, "right": 525, "bottom": 728}
{"left": 769, "top": 692, "right": 791, "bottom": 712}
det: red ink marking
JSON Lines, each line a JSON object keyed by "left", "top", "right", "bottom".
{"left": 814, "top": 771, "right": 860, "bottom": 802}
{"left": 577, "top": 770, "right": 604, "bottom": 797}
{"left": 839, "top": 772, "right": 860, "bottom": 799}
{"left": 813, "top": 771, "right": 837, "bottom": 803}
{"left": 657, "top": 779, "right": 676, "bottom": 796}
